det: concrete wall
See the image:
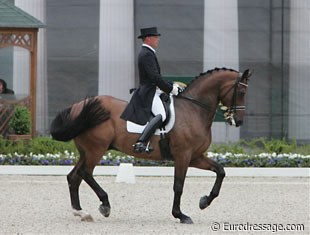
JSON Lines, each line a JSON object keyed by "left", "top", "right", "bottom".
{"left": 135, "top": 0, "right": 204, "bottom": 78}
{"left": 46, "top": 0, "right": 100, "bottom": 123}
{"left": 43, "top": 0, "right": 309, "bottom": 142}
{"left": 238, "top": 0, "right": 290, "bottom": 140}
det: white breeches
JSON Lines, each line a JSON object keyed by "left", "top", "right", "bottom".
{"left": 151, "top": 89, "right": 166, "bottom": 121}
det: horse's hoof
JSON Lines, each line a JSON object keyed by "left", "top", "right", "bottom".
{"left": 73, "top": 209, "right": 94, "bottom": 222}
{"left": 99, "top": 204, "right": 111, "bottom": 217}
{"left": 180, "top": 216, "right": 194, "bottom": 224}
{"left": 199, "top": 195, "right": 209, "bottom": 210}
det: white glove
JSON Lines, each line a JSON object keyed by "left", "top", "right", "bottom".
{"left": 171, "top": 83, "right": 184, "bottom": 96}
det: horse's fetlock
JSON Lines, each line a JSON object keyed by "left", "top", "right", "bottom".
{"left": 101, "top": 201, "right": 110, "bottom": 208}
{"left": 100, "top": 195, "right": 110, "bottom": 205}
{"left": 172, "top": 210, "right": 181, "bottom": 219}
{"left": 72, "top": 205, "right": 82, "bottom": 211}
{"left": 210, "top": 191, "right": 219, "bottom": 199}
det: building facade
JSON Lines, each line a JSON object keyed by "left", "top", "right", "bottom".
{"left": 4, "top": 0, "right": 309, "bottom": 142}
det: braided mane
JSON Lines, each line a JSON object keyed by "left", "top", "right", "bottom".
{"left": 184, "top": 67, "right": 238, "bottom": 91}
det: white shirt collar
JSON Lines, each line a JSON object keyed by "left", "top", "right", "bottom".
{"left": 142, "top": 44, "right": 156, "bottom": 53}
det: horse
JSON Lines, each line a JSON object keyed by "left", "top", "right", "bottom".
{"left": 50, "top": 67, "right": 252, "bottom": 224}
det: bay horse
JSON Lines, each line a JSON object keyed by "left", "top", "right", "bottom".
{"left": 50, "top": 67, "right": 252, "bottom": 224}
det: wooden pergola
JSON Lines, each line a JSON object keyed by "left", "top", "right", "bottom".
{"left": 0, "top": 1, "right": 45, "bottom": 137}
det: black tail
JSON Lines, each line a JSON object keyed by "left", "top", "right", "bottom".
{"left": 50, "top": 97, "right": 110, "bottom": 141}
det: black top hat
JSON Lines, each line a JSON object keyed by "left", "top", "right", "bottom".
{"left": 138, "top": 27, "right": 161, "bottom": 39}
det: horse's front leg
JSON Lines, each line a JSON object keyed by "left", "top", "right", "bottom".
{"left": 172, "top": 157, "right": 193, "bottom": 224}
{"left": 190, "top": 155, "right": 225, "bottom": 209}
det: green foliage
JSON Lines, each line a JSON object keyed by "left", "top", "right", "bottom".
{"left": 9, "top": 106, "right": 31, "bottom": 134}
{"left": 0, "top": 136, "right": 309, "bottom": 167}
{"left": 209, "top": 137, "right": 309, "bottom": 155}
{"left": 209, "top": 142, "right": 246, "bottom": 154}
{"left": 0, "top": 136, "right": 78, "bottom": 155}
{"left": 0, "top": 136, "right": 14, "bottom": 154}
{"left": 27, "top": 137, "right": 78, "bottom": 155}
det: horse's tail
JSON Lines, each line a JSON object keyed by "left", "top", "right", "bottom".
{"left": 50, "top": 97, "right": 110, "bottom": 141}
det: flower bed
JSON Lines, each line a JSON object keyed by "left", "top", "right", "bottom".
{"left": 0, "top": 137, "right": 309, "bottom": 167}
{"left": 0, "top": 151, "right": 309, "bottom": 167}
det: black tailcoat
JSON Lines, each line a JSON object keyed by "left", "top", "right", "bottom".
{"left": 120, "top": 46, "right": 173, "bottom": 125}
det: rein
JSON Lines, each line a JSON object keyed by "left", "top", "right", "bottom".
{"left": 178, "top": 95, "right": 210, "bottom": 111}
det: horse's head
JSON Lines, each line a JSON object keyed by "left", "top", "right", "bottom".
{"left": 219, "top": 69, "right": 253, "bottom": 127}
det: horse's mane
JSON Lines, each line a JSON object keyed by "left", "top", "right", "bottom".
{"left": 184, "top": 67, "right": 238, "bottom": 91}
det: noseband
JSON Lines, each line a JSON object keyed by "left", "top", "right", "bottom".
{"left": 178, "top": 72, "right": 248, "bottom": 126}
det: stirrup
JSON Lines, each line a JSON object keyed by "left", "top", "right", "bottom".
{"left": 133, "top": 141, "right": 153, "bottom": 153}
{"left": 145, "top": 141, "right": 153, "bottom": 153}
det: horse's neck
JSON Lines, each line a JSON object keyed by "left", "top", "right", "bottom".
{"left": 187, "top": 76, "right": 221, "bottom": 109}
{"left": 184, "top": 74, "right": 229, "bottom": 128}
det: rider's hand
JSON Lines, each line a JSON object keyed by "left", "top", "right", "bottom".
{"left": 171, "top": 83, "right": 184, "bottom": 96}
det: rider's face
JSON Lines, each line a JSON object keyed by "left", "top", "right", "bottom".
{"left": 146, "top": 36, "right": 160, "bottom": 48}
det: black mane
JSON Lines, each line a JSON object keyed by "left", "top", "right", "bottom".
{"left": 184, "top": 67, "right": 238, "bottom": 91}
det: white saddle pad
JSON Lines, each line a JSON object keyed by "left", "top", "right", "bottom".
{"left": 126, "top": 96, "right": 175, "bottom": 135}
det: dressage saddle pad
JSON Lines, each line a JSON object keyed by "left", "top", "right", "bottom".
{"left": 126, "top": 96, "right": 176, "bottom": 135}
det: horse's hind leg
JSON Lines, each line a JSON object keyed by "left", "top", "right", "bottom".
{"left": 67, "top": 162, "right": 83, "bottom": 210}
{"left": 190, "top": 155, "right": 225, "bottom": 210}
{"left": 77, "top": 156, "right": 111, "bottom": 218}
{"left": 67, "top": 150, "right": 94, "bottom": 221}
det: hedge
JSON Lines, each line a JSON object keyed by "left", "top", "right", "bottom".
{"left": 0, "top": 136, "right": 309, "bottom": 167}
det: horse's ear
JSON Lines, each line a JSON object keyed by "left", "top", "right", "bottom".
{"left": 241, "top": 69, "right": 253, "bottom": 81}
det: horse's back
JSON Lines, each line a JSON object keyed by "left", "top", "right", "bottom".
{"left": 96, "top": 95, "right": 128, "bottom": 115}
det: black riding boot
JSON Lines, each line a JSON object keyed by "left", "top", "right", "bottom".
{"left": 133, "top": 115, "right": 163, "bottom": 153}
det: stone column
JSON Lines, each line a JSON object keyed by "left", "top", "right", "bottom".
{"left": 203, "top": 0, "right": 240, "bottom": 142}
{"left": 98, "top": 0, "right": 135, "bottom": 101}
{"left": 15, "top": 0, "right": 48, "bottom": 135}
{"left": 288, "top": 0, "right": 310, "bottom": 141}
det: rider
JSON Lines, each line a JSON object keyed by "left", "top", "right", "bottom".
{"left": 120, "top": 26, "right": 183, "bottom": 153}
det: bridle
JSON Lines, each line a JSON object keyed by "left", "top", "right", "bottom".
{"left": 178, "top": 72, "right": 248, "bottom": 126}
{"left": 219, "top": 73, "right": 248, "bottom": 126}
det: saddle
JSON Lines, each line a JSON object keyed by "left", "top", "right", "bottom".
{"left": 126, "top": 94, "right": 175, "bottom": 135}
